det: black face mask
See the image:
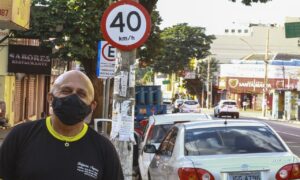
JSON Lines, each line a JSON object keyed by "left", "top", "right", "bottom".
{"left": 52, "top": 94, "right": 92, "bottom": 125}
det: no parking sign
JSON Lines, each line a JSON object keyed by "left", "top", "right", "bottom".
{"left": 96, "top": 41, "right": 116, "bottom": 79}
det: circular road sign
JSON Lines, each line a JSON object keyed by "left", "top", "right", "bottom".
{"left": 101, "top": 0, "right": 151, "bottom": 51}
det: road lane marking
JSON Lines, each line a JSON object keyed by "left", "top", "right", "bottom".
{"left": 276, "top": 131, "right": 300, "bottom": 138}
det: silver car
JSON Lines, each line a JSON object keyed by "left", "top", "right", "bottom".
{"left": 138, "top": 113, "right": 211, "bottom": 180}
{"left": 147, "top": 120, "right": 300, "bottom": 180}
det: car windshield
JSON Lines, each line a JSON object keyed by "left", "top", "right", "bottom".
{"left": 222, "top": 101, "right": 236, "bottom": 105}
{"left": 184, "top": 101, "right": 198, "bottom": 105}
{"left": 184, "top": 126, "right": 286, "bottom": 156}
{"left": 148, "top": 124, "right": 173, "bottom": 144}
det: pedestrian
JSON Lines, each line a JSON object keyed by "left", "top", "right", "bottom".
{"left": 0, "top": 70, "right": 124, "bottom": 180}
{"left": 242, "top": 100, "right": 247, "bottom": 111}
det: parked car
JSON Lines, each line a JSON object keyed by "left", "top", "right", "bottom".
{"left": 179, "top": 100, "right": 201, "bottom": 113}
{"left": 147, "top": 119, "right": 300, "bottom": 180}
{"left": 214, "top": 99, "right": 239, "bottom": 118}
{"left": 138, "top": 113, "right": 211, "bottom": 180}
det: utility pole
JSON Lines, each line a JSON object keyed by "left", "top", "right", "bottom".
{"left": 206, "top": 56, "right": 211, "bottom": 108}
{"left": 100, "top": 1, "right": 151, "bottom": 179}
{"left": 262, "top": 29, "right": 270, "bottom": 117}
{"left": 112, "top": 50, "right": 136, "bottom": 180}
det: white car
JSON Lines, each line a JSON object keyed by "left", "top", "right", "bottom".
{"left": 179, "top": 100, "right": 201, "bottom": 113}
{"left": 214, "top": 99, "right": 239, "bottom": 118}
{"left": 138, "top": 113, "right": 211, "bottom": 180}
{"left": 148, "top": 120, "right": 300, "bottom": 180}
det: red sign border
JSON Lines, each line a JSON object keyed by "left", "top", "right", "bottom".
{"left": 101, "top": 42, "right": 115, "bottom": 61}
{"left": 101, "top": 0, "right": 151, "bottom": 51}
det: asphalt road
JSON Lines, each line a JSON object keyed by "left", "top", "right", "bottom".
{"left": 212, "top": 114, "right": 300, "bottom": 157}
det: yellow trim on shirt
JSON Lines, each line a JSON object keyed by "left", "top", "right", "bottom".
{"left": 46, "top": 116, "right": 88, "bottom": 142}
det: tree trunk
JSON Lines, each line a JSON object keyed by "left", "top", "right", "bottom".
{"left": 81, "top": 58, "right": 105, "bottom": 119}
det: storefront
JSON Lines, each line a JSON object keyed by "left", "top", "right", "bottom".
{"left": 219, "top": 64, "right": 300, "bottom": 111}
{"left": 8, "top": 44, "right": 52, "bottom": 124}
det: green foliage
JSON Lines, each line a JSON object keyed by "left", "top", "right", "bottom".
{"left": 12, "top": 0, "right": 109, "bottom": 77}
{"left": 184, "top": 58, "right": 219, "bottom": 96}
{"left": 229, "top": 0, "right": 271, "bottom": 6}
{"left": 137, "top": 8, "right": 163, "bottom": 67}
{"left": 151, "top": 23, "right": 215, "bottom": 74}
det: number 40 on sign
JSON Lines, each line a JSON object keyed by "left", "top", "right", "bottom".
{"left": 101, "top": 0, "right": 151, "bottom": 51}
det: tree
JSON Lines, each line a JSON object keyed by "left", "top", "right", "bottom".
{"left": 184, "top": 58, "right": 218, "bottom": 105}
{"left": 151, "top": 23, "right": 215, "bottom": 74}
{"left": 137, "top": 7, "right": 163, "bottom": 67}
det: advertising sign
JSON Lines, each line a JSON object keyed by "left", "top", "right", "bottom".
{"left": 0, "top": 0, "right": 31, "bottom": 30}
{"left": 96, "top": 41, "right": 116, "bottom": 79}
{"left": 8, "top": 45, "right": 52, "bottom": 75}
{"left": 225, "top": 77, "right": 298, "bottom": 93}
{"left": 101, "top": 0, "right": 151, "bottom": 51}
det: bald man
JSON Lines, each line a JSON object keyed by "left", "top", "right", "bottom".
{"left": 0, "top": 70, "right": 124, "bottom": 180}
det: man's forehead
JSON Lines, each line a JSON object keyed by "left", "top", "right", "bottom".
{"left": 53, "top": 70, "right": 94, "bottom": 95}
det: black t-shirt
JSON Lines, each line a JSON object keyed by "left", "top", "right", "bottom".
{"left": 0, "top": 119, "right": 124, "bottom": 180}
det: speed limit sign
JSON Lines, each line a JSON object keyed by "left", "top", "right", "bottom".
{"left": 101, "top": 0, "right": 151, "bottom": 51}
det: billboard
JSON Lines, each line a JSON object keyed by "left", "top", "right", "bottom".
{"left": 8, "top": 45, "right": 52, "bottom": 75}
{"left": 0, "top": 0, "right": 31, "bottom": 30}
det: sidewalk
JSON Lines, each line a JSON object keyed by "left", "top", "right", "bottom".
{"left": 202, "top": 108, "right": 300, "bottom": 125}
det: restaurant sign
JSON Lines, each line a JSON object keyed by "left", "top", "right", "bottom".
{"left": 8, "top": 45, "right": 52, "bottom": 75}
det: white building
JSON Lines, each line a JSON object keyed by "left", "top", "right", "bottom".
{"left": 211, "top": 22, "right": 300, "bottom": 63}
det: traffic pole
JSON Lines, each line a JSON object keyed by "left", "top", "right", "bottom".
{"left": 112, "top": 49, "right": 136, "bottom": 180}
{"left": 101, "top": 0, "right": 151, "bottom": 178}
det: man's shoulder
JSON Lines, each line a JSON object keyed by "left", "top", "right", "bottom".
{"left": 10, "top": 119, "right": 45, "bottom": 135}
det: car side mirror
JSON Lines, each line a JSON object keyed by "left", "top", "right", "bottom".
{"left": 143, "top": 144, "right": 157, "bottom": 153}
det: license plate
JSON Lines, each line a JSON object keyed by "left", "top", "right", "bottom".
{"left": 228, "top": 172, "right": 261, "bottom": 180}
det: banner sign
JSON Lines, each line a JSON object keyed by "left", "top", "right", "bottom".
{"left": 222, "top": 77, "right": 299, "bottom": 93}
{"left": 8, "top": 45, "right": 52, "bottom": 75}
{"left": 96, "top": 41, "right": 116, "bottom": 79}
{"left": 0, "top": 0, "right": 31, "bottom": 30}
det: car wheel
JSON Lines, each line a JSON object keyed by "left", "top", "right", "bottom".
{"left": 236, "top": 114, "right": 239, "bottom": 119}
{"left": 231, "top": 115, "right": 234, "bottom": 118}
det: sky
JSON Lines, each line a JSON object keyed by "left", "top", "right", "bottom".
{"left": 156, "top": 0, "right": 300, "bottom": 35}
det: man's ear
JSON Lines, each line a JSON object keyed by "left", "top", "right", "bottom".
{"left": 91, "top": 100, "right": 97, "bottom": 111}
{"left": 47, "top": 93, "right": 53, "bottom": 104}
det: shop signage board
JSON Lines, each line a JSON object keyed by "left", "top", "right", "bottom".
{"left": 96, "top": 41, "right": 116, "bottom": 79}
{"left": 285, "top": 22, "right": 300, "bottom": 38}
{"left": 8, "top": 45, "right": 52, "bottom": 75}
{"left": 101, "top": 0, "right": 151, "bottom": 51}
{"left": 0, "top": 0, "right": 31, "bottom": 30}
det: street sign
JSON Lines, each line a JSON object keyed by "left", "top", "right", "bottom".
{"left": 285, "top": 22, "right": 300, "bottom": 38}
{"left": 162, "top": 80, "right": 170, "bottom": 85}
{"left": 101, "top": 0, "right": 151, "bottom": 51}
{"left": 96, "top": 41, "right": 116, "bottom": 79}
